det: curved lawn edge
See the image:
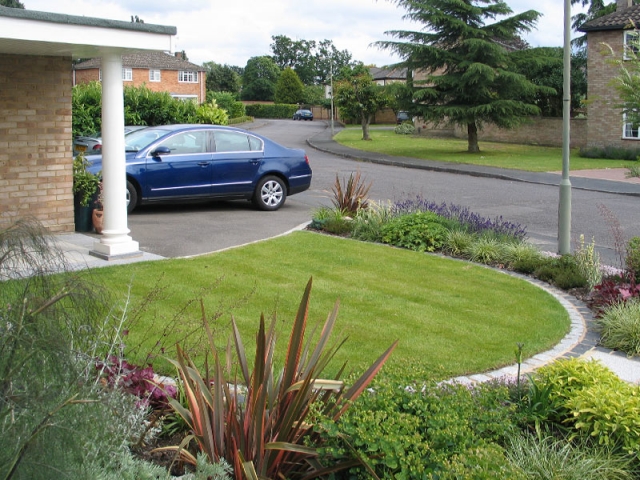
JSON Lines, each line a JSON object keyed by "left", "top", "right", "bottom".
{"left": 94, "top": 230, "right": 571, "bottom": 380}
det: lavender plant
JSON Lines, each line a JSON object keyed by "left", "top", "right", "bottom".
{"left": 393, "top": 196, "right": 527, "bottom": 241}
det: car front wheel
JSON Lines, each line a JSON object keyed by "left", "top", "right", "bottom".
{"left": 126, "top": 180, "right": 138, "bottom": 214}
{"left": 253, "top": 176, "right": 286, "bottom": 211}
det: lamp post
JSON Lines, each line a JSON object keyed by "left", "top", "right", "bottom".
{"left": 330, "top": 60, "right": 335, "bottom": 136}
{"left": 558, "top": 0, "right": 572, "bottom": 255}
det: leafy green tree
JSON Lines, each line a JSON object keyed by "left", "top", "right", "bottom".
{"left": 571, "top": 0, "right": 619, "bottom": 47}
{"left": 302, "top": 84, "right": 326, "bottom": 105}
{"left": 203, "top": 61, "right": 242, "bottom": 94}
{"left": 334, "top": 64, "right": 389, "bottom": 140}
{"left": 607, "top": 35, "right": 640, "bottom": 129}
{"left": 274, "top": 67, "right": 305, "bottom": 104}
{"left": 384, "top": 81, "right": 413, "bottom": 116}
{"left": 270, "top": 35, "right": 354, "bottom": 85}
{"left": 241, "top": 56, "right": 280, "bottom": 101}
{"left": 377, "top": 0, "right": 546, "bottom": 152}
{"left": 0, "top": 0, "right": 24, "bottom": 7}
{"left": 510, "top": 47, "right": 587, "bottom": 117}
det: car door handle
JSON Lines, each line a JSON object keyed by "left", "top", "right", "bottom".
{"left": 198, "top": 162, "right": 210, "bottom": 167}
{"left": 250, "top": 159, "right": 260, "bottom": 165}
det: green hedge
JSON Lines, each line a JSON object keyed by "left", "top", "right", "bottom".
{"left": 244, "top": 103, "right": 298, "bottom": 119}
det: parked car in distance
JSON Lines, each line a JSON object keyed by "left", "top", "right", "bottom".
{"left": 396, "top": 111, "right": 411, "bottom": 124}
{"left": 86, "top": 124, "right": 312, "bottom": 213}
{"left": 73, "top": 125, "right": 148, "bottom": 156}
{"left": 292, "top": 109, "right": 313, "bottom": 121}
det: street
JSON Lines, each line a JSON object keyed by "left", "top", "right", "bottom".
{"left": 127, "top": 119, "right": 639, "bottom": 266}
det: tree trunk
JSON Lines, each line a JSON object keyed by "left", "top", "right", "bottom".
{"left": 467, "top": 122, "right": 480, "bottom": 153}
{"left": 361, "top": 113, "right": 371, "bottom": 141}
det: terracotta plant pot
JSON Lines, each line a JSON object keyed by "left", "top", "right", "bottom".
{"left": 92, "top": 208, "right": 104, "bottom": 234}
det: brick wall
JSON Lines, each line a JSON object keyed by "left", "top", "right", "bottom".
{"left": 75, "top": 67, "right": 206, "bottom": 102}
{"left": 584, "top": 30, "right": 637, "bottom": 148}
{"left": 0, "top": 54, "right": 74, "bottom": 233}
{"left": 448, "top": 117, "right": 588, "bottom": 148}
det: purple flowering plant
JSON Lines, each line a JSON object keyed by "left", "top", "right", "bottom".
{"left": 393, "top": 196, "right": 527, "bottom": 241}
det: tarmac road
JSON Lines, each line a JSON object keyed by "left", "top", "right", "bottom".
{"left": 125, "top": 119, "right": 640, "bottom": 265}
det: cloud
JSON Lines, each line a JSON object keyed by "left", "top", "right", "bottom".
{"left": 24, "top": 0, "right": 582, "bottom": 67}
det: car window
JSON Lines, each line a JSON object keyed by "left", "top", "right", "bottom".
{"left": 157, "top": 131, "right": 208, "bottom": 155}
{"left": 214, "top": 131, "right": 256, "bottom": 153}
{"left": 248, "top": 135, "right": 263, "bottom": 152}
{"left": 125, "top": 127, "right": 169, "bottom": 152}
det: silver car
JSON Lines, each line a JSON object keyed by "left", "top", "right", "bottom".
{"left": 73, "top": 125, "right": 147, "bottom": 156}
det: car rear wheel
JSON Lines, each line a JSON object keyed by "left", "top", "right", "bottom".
{"left": 253, "top": 176, "right": 286, "bottom": 211}
{"left": 126, "top": 180, "right": 138, "bottom": 214}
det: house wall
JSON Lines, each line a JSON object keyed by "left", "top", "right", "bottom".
{"left": 586, "top": 29, "right": 635, "bottom": 148}
{"left": 0, "top": 54, "right": 74, "bottom": 233}
{"left": 74, "top": 67, "right": 206, "bottom": 102}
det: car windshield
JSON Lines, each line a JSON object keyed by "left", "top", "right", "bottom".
{"left": 124, "top": 127, "right": 171, "bottom": 152}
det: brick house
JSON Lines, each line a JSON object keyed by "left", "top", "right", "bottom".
{"left": 74, "top": 51, "right": 206, "bottom": 103}
{"left": 579, "top": 0, "right": 640, "bottom": 148}
{"left": 0, "top": 6, "right": 175, "bottom": 258}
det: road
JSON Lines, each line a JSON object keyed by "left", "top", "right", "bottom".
{"left": 127, "top": 119, "right": 640, "bottom": 267}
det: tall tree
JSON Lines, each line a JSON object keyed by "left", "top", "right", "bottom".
{"left": 571, "top": 0, "right": 619, "bottom": 47}
{"left": 0, "top": 0, "right": 25, "bottom": 7}
{"left": 203, "top": 61, "right": 242, "bottom": 94}
{"left": 270, "top": 35, "right": 353, "bottom": 85}
{"left": 334, "top": 64, "right": 389, "bottom": 141}
{"left": 274, "top": 68, "right": 305, "bottom": 104}
{"left": 241, "top": 56, "right": 280, "bottom": 101}
{"left": 510, "top": 47, "right": 587, "bottom": 117}
{"left": 376, "top": 0, "right": 545, "bottom": 152}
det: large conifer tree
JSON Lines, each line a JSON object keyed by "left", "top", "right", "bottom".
{"left": 377, "top": 0, "right": 546, "bottom": 152}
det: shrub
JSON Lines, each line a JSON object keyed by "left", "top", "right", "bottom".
{"left": 579, "top": 145, "right": 640, "bottom": 161}
{"left": 502, "top": 242, "right": 544, "bottom": 269}
{"left": 574, "top": 235, "right": 603, "bottom": 291}
{"left": 160, "top": 278, "right": 397, "bottom": 479}
{"left": 393, "top": 196, "right": 527, "bottom": 241}
{"left": 351, "top": 200, "right": 393, "bottom": 243}
{"left": 589, "top": 277, "right": 640, "bottom": 317}
{"left": 194, "top": 101, "right": 229, "bottom": 125}
{"left": 626, "top": 163, "right": 640, "bottom": 179}
{"left": 331, "top": 171, "right": 372, "bottom": 215}
{"left": 463, "top": 237, "right": 505, "bottom": 265}
{"left": 533, "top": 255, "right": 588, "bottom": 290}
{"left": 505, "top": 431, "right": 634, "bottom": 480}
{"left": 206, "top": 91, "right": 246, "bottom": 119}
{"left": 244, "top": 103, "right": 298, "bottom": 119}
{"left": 442, "top": 229, "right": 476, "bottom": 257}
{"left": 309, "top": 207, "right": 354, "bottom": 235}
{"left": 381, "top": 211, "right": 453, "bottom": 252}
{"left": 532, "top": 358, "right": 640, "bottom": 454}
{"left": 317, "top": 369, "right": 519, "bottom": 479}
{"left": 626, "top": 236, "right": 640, "bottom": 275}
{"left": 395, "top": 122, "right": 416, "bottom": 135}
{"left": 596, "top": 298, "right": 640, "bottom": 356}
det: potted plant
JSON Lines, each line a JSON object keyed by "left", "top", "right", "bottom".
{"left": 92, "top": 181, "right": 104, "bottom": 234}
{"left": 73, "top": 154, "right": 100, "bottom": 232}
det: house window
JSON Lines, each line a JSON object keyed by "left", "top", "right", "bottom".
{"left": 149, "top": 69, "right": 161, "bottom": 82}
{"left": 179, "top": 70, "right": 198, "bottom": 83}
{"left": 624, "top": 31, "right": 639, "bottom": 59}
{"left": 623, "top": 114, "right": 640, "bottom": 139}
{"left": 122, "top": 68, "right": 133, "bottom": 81}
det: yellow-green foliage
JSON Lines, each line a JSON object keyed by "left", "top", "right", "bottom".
{"left": 535, "top": 358, "right": 640, "bottom": 454}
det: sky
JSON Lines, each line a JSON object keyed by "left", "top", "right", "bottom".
{"left": 23, "top": 0, "right": 585, "bottom": 68}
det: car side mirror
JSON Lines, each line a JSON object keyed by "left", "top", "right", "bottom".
{"left": 151, "top": 146, "right": 171, "bottom": 157}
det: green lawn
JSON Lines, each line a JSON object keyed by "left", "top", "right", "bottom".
{"left": 88, "top": 231, "right": 569, "bottom": 380}
{"left": 335, "top": 128, "right": 634, "bottom": 171}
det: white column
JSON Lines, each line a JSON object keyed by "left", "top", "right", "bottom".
{"left": 90, "top": 52, "right": 140, "bottom": 260}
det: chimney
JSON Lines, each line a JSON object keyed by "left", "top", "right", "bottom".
{"left": 617, "top": 0, "right": 632, "bottom": 11}
{"left": 174, "top": 52, "right": 183, "bottom": 60}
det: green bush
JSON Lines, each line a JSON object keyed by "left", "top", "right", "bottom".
{"left": 72, "top": 81, "right": 103, "bottom": 137}
{"left": 596, "top": 298, "right": 640, "bottom": 356}
{"left": 533, "top": 255, "right": 588, "bottom": 290}
{"left": 463, "top": 237, "right": 505, "bottom": 265}
{"left": 502, "top": 242, "right": 544, "bottom": 269}
{"left": 317, "top": 369, "right": 518, "bottom": 479}
{"left": 244, "top": 103, "right": 298, "bottom": 119}
{"left": 194, "top": 101, "right": 229, "bottom": 125}
{"left": 443, "top": 229, "right": 476, "bottom": 257}
{"left": 505, "top": 432, "right": 634, "bottom": 480}
{"left": 206, "top": 91, "right": 245, "bottom": 119}
{"left": 351, "top": 200, "right": 393, "bottom": 243}
{"left": 579, "top": 145, "right": 640, "bottom": 161}
{"left": 532, "top": 358, "right": 640, "bottom": 454}
{"left": 395, "top": 123, "right": 416, "bottom": 135}
{"left": 381, "top": 211, "right": 454, "bottom": 252}
{"left": 626, "top": 236, "right": 640, "bottom": 275}
{"left": 574, "top": 235, "right": 603, "bottom": 290}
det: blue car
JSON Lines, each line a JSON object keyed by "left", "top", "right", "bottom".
{"left": 87, "top": 124, "right": 312, "bottom": 213}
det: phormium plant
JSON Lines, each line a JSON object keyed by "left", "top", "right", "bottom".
{"left": 158, "top": 278, "right": 397, "bottom": 480}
